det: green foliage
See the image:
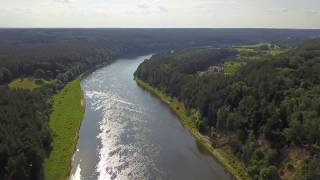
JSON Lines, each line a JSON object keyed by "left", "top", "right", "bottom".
{"left": 0, "top": 87, "right": 51, "bottom": 180}
{"left": 135, "top": 40, "right": 320, "bottom": 179}
{"left": 259, "top": 166, "right": 278, "bottom": 179}
{"left": 34, "top": 69, "right": 46, "bottom": 79}
{"left": 298, "top": 154, "right": 320, "bottom": 180}
{"left": 223, "top": 61, "right": 246, "bottom": 75}
{"left": 0, "top": 67, "right": 12, "bottom": 83}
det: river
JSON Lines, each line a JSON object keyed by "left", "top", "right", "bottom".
{"left": 69, "top": 55, "right": 232, "bottom": 180}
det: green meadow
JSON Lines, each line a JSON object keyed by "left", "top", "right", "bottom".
{"left": 44, "top": 77, "right": 84, "bottom": 180}
{"left": 9, "top": 78, "right": 53, "bottom": 91}
{"left": 9, "top": 78, "right": 39, "bottom": 90}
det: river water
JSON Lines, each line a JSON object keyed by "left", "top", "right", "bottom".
{"left": 69, "top": 55, "right": 232, "bottom": 180}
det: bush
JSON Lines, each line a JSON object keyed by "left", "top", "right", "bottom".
{"left": 301, "top": 155, "right": 320, "bottom": 180}
{"left": 35, "top": 79, "right": 44, "bottom": 85}
{"left": 259, "top": 166, "right": 278, "bottom": 180}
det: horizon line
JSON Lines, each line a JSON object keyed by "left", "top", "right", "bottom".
{"left": 0, "top": 27, "right": 320, "bottom": 30}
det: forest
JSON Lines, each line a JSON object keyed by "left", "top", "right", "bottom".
{"left": 0, "top": 29, "right": 320, "bottom": 179}
{"left": 135, "top": 39, "right": 320, "bottom": 179}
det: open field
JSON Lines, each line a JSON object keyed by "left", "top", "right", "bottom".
{"left": 9, "top": 78, "right": 38, "bottom": 90}
{"left": 9, "top": 78, "right": 53, "bottom": 91}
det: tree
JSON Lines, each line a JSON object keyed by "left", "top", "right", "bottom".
{"left": 0, "top": 67, "right": 12, "bottom": 83}
{"left": 259, "top": 166, "right": 278, "bottom": 180}
{"left": 34, "top": 69, "right": 45, "bottom": 79}
{"left": 216, "top": 106, "right": 230, "bottom": 132}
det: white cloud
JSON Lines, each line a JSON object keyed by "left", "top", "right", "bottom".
{"left": 0, "top": 7, "right": 34, "bottom": 15}
{"left": 157, "top": 5, "right": 168, "bottom": 12}
{"left": 0, "top": 0, "right": 319, "bottom": 28}
{"left": 281, "top": 8, "right": 288, "bottom": 13}
{"left": 0, "top": 8, "right": 9, "bottom": 13}
{"left": 53, "top": 0, "right": 76, "bottom": 4}
{"left": 306, "top": 9, "right": 319, "bottom": 15}
{"left": 138, "top": 4, "right": 149, "bottom": 9}
{"left": 266, "top": 8, "right": 289, "bottom": 13}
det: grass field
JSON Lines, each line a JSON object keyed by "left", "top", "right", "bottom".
{"left": 9, "top": 78, "right": 38, "bottom": 90}
{"left": 9, "top": 78, "right": 53, "bottom": 91}
{"left": 266, "top": 49, "right": 284, "bottom": 56}
{"left": 223, "top": 61, "right": 246, "bottom": 75}
{"left": 135, "top": 77, "right": 250, "bottom": 180}
{"left": 44, "top": 77, "right": 84, "bottom": 180}
{"left": 235, "top": 47, "right": 256, "bottom": 53}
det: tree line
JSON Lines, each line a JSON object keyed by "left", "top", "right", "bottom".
{"left": 135, "top": 40, "right": 320, "bottom": 179}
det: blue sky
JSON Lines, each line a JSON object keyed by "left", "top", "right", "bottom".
{"left": 0, "top": 0, "right": 319, "bottom": 28}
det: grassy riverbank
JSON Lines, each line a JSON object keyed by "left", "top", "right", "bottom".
{"left": 135, "top": 77, "right": 250, "bottom": 180}
{"left": 44, "top": 77, "right": 85, "bottom": 180}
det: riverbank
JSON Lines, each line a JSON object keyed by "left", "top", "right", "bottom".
{"left": 44, "top": 77, "right": 85, "bottom": 180}
{"left": 135, "top": 77, "right": 250, "bottom": 180}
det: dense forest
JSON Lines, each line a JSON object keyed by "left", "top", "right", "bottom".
{"left": 135, "top": 39, "right": 320, "bottom": 179}
{"left": 0, "top": 87, "right": 51, "bottom": 180}
{"left": 1, "top": 29, "right": 320, "bottom": 179}
{"left": 1, "top": 28, "right": 320, "bottom": 84}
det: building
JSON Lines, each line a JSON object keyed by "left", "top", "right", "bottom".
{"left": 208, "top": 66, "right": 224, "bottom": 73}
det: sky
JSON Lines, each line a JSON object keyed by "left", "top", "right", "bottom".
{"left": 0, "top": 0, "right": 319, "bottom": 28}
